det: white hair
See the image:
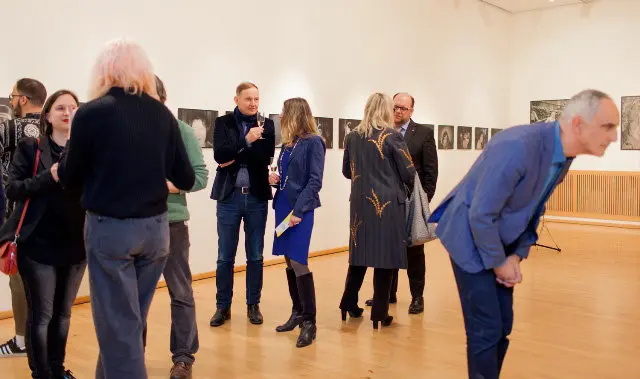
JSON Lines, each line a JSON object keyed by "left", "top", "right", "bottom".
{"left": 561, "top": 89, "right": 611, "bottom": 123}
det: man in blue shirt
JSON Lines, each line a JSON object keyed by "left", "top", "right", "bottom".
{"left": 429, "top": 89, "right": 619, "bottom": 379}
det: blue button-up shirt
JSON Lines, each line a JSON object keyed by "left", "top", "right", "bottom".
{"left": 532, "top": 122, "right": 566, "bottom": 223}
{"left": 397, "top": 120, "right": 410, "bottom": 137}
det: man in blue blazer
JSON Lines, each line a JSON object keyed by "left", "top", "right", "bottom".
{"left": 429, "top": 89, "right": 619, "bottom": 379}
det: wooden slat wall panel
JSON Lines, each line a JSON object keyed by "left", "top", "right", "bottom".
{"left": 546, "top": 171, "right": 640, "bottom": 221}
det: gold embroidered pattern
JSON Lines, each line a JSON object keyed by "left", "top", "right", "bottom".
{"left": 350, "top": 160, "right": 361, "bottom": 182}
{"left": 399, "top": 147, "right": 414, "bottom": 169}
{"left": 350, "top": 214, "right": 363, "bottom": 247}
{"left": 368, "top": 131, "right": 392, "bottom": 159}
{"left": 367, "top": 188, "right": 390, "bottom": 218}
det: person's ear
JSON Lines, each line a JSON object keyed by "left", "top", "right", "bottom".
{"left": 234, "top": 96, "right": 239, "bottom": 106}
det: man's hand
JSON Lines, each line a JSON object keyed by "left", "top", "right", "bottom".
{"left": 269, "top": 172, "right": 280, "bottom": 185}
{"left": 494, "top": 255, "right": 522, "bottom": 288}
{"left": 51, "top": 163, "right": 59, "bottom": 182}
{"left": 245, "top": 126, "right": 264, "bottom": 144}
{"left": 167, "top": 180, "right": 180, "bottom": 194}
{"left": 219, "top": 160, "right": 235, "bottom": 168}
{"left": 288, "top": 215, "right": 302, "bottom": 227}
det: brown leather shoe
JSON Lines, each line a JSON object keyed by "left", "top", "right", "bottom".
{"left": 170, "top": 362, "right": 192, "bottom": 379}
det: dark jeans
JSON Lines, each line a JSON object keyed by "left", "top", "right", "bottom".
{"left": 451, "top": 260, "right": 514, "bottom": 379}
{"left": 164, "top": 222, "right": 199, "bottom": 364}
{"left": 85, "top": 212, "right": 170, "bottom": 379}
{"left": 215, "top": 190, "right": 268, "bottom": 309}
{"left": 19, "top": 255, "right": 86, "bottom": 379}
{"left": 389, "top": 244, "right": 426, "bottom": 299}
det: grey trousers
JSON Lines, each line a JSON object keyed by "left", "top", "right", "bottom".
{"left": 85, "top": 212, "right": 170, "bottom": 379}
{"left": 9, "top": 272, "right": 27, "bottom": 336}
{"left": 164, "top": 222, "right": 199, "bottom": 364}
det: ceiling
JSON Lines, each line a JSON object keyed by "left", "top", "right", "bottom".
{"left": 481, "top": 0, "right": 600, "bottom": 13}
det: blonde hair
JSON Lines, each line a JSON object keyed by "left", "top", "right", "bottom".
{"left": 355, "top": 93, "right": 394, "bottom": 138}
{"left": 236, "top": 82, "right": 258, "bottom": 96}
{"left": 88, "top": 39, "right": 158, "bottom": 100}
{"left": 280, "top": 98, "right": 318, "bottom": 146}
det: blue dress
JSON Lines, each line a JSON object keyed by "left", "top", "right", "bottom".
{"left": 272, "top": 147, "right": 315, "bottom": 265}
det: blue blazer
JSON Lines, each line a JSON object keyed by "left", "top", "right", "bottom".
{"left": 429, "top": 122, "right": 572, "bottom": 273}
{"left": 273, "top": 134, "right": 326, "bottom": 218}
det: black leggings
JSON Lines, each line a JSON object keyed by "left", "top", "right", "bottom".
{"left": 19, "top": 255, "right": 86, "bottom": 379}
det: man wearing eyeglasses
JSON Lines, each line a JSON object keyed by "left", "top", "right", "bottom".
{"left": 364, "top": 92, "right": 438, "bottom": 315}
{"left": 0, "top": 78, "right": 46, "bottom": 358}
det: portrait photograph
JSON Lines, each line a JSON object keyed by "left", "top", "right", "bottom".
{"left": 269, "top": 114, "right": 283, "bottom": 147}
{"left": 621, "top": 96, "right": 640, "bottom": 150}
{"left": 457, "top": 126, "right": 472, "bottom": 150}
{"left": 438, "top": 125, "right": 454, "bottom": 150}
{"left": 338, "top": 118, "right": 360, "bottom": 149}
{"left": 177, "top": 108, "right": 217, "bottom": 148}
{"left": 530, "top": 99, "right": 569, "bottom": 124}
{"left": 315, "top": 117, "right": 334, "bottom": 149}
{"left": 474, "top": 127, "right": 488, "bottom": 150}
{"left": 491, "top": 128, "right": 503, "bottom": 137}
{"left": 0, "top": 97, "right": 11, "bottom": 124}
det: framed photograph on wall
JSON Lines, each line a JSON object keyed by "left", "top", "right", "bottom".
{"left": 457, "top": 126, "right": 472, "bottom": 150}
{"left": 437, "top": 125, "right": 454, "bottom": 150}
{"left": 474, "top": 127, "right": 488, "bottom": 150}
{"left": 530, "top": 99, "right": 569, "bottom": 124}
{"left": 621, "top": 96, "right": 640, "bottom": 150}
{"left": 315, "top": 117, "right": 333, "bottom": 148}
{"left": 0, "top": 98, "right": 11, "bottom": 123}
{"left": 338, "top": 118, "right": 360, "bottom": 149}
{"left": 178, "top": 108, "right": 217, "bottom": 148}
{"left": 269, "top": 114, "right": 283, "bottom": 147}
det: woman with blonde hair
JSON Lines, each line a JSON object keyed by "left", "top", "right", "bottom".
{"left": 269, "top": 97, "right": 325, "bottom": 348}
{"left": 58, "top": 39, "right": 195, "bottom": 378}
{"left": 338, "top": 93, "right": 415, "bottom": 329}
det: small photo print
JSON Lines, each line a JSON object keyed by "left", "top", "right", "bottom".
{"left": 178, "top": 108, "right": 217, "bottom": 148}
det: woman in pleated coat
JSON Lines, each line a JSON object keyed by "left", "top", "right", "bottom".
{"left": 338, "top": 93, "right": 416, "bottom": 329}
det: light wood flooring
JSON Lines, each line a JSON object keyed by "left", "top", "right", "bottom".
{"left": 0, "top": 222, "right": 638, "bottom": 378}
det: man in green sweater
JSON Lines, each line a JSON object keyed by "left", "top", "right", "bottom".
{"left": 156, "top": 76, "right": 209, "bottom": 379}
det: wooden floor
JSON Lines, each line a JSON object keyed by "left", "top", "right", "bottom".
{"left": 0, "top": 223, "right": 639, "bottom": 378}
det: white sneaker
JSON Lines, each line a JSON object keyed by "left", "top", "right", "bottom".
{"left": 0, "top": 337, "right": 27, "bottom": 357}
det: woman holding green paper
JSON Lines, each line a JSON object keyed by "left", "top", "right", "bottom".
{"left": 269, "top": 97, "right": 326, "bottom": 348}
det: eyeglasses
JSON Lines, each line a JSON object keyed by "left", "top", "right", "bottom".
{"left": 8, "top": 93, "right": 29, "bottom": 101}
{"left": 393, "top": 106, "right": 411, "bottom": 112}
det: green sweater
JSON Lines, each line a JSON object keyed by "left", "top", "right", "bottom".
{"left": 168, "top": 120, "right": 209, "bottom": 222}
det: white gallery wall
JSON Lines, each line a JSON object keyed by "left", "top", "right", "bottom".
{"left": 0, "top": 0, "right": 511, "bottom": 313}
{"left": 509, "top": 0, "right": 640, "bottom": 171}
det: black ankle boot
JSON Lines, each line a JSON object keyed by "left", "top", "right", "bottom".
{"left": 276, "top": 268, "right": 303, "bottom": 332}
{"left": 296, "top": 272, "right": 317, "bottom": 348}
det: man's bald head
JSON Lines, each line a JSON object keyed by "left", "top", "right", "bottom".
{"left": 393, "top": 92, "right": 415, "bottom": 126}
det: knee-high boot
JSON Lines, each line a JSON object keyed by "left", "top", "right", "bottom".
{"left": 339, "top": 265, "right": 366, "bottom": 320}
{"left": 371, "top": 268, "right": 394, "bottom": 329}
{"left": 296, "top": 272, "right": 317, "bottom": 348}
{"left": 276, "top": 268, "right": 303, "bottom": 332}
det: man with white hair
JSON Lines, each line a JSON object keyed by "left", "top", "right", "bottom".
{"left": 428, "top": 89, "right": 619, "bottom": 379}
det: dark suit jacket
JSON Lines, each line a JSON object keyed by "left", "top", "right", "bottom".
{"left": 403, "top": 120, "right": 438, "bottom": 201}
{"left": 0, "top": 137, "right": 79, "bottom": 244}
{"left": 429, "top": 122, "right": 572, "bottom": 273}
{"left": 272, "top": 135, "right": 325, "bottom": 218}
{"left": 210, "top": 114, "right": 276, "bottom": 202}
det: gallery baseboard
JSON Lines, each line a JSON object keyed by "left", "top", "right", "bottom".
{"left": 0, "top": 246, "right": 348, "bottom": 321}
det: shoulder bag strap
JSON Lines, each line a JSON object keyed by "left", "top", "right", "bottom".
{"left": 14, "top": 138, "right": 41, "bottom": 240}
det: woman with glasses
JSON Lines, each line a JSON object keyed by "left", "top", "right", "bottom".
{"left": 269, "top": 98, "right": 325, "bottom": 348}
{"left": 1, "top": 90, "right": 85, "bottom": 379}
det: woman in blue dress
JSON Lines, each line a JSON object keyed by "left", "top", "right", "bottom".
{"left": 269, "top": 98, "right": 325, "bottom": 348}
